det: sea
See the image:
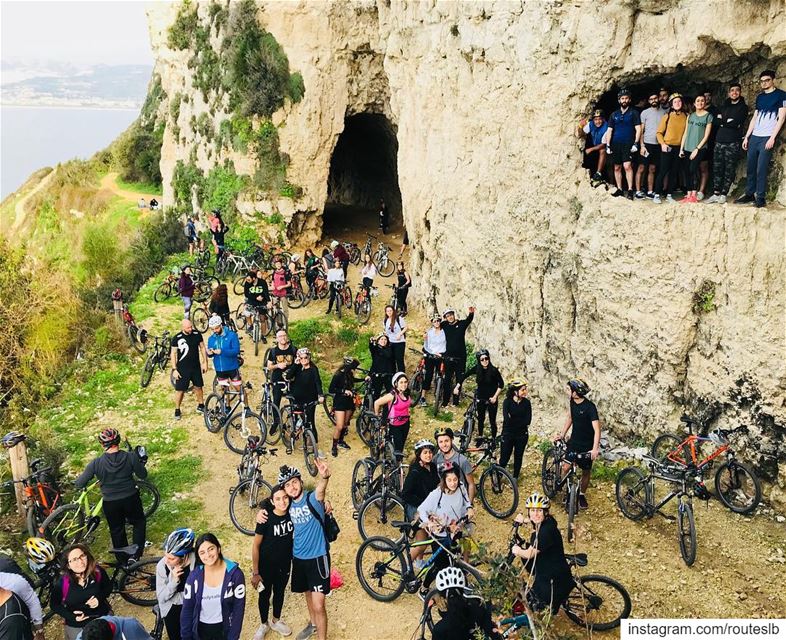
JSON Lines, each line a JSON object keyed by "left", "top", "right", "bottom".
{"left": 0, "top": 105, "right": 139, "bottom": 200}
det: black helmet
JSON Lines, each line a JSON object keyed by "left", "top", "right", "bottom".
{"left": 475, "top": 349, "right": 489, "bottom": 360}
{"left": 617, "top": 88, "right": 632, "bottom": 99}
{"left": 567, "top": 378, "right": 590, "bottom": 397}
{"left": 434, "top": 427, "right": 454, "bottom": 440}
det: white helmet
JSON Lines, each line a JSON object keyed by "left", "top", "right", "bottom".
{"left": 290, "top": 254, "right": 300, "bottom": 262}
{"left": 435, "top": 566, "right": 466, "bottom": 592}
{"left": 330, "top": 240, "right": 339, "bottom": 249}
{"left": 208, "top": 314, "right": 222, "bottom": 329}
{"left": 442, "top": 308, "right": 456, "bottom": 318}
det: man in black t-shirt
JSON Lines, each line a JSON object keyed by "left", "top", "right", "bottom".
{"left": 265, "top": 329, "right": 298, "bottom": 432}
{"left": 441, "top": 307, "right": 475, "bottom": 406}
{"left": 554, "top": 378, "right": 601, "bottom": 510}
{"left": 170, "top": 319, "right": 208, "bottom": 420}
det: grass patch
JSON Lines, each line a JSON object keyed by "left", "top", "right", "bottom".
{"left": 288, "top": 318, "right": 332, "bottom": 349}
{"left": 434, "top": 410, "right": 454, "bottom": 422}
{"left": 116, "top": 177, "right": 163, "bottom": 196}
{"left": 591, "top": 460, "right": 624, "bottom": 482}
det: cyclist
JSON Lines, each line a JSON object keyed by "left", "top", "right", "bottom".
{"left": 242, "top": 270, "right": 271, "bottom": 339}
{"left": 420, "top": 315, "right": 446, "bottom": 407}
{"left": 210, "top": 210, "right": 227, "bottom": 262}
{"left": 74, "top": 429, "right": 148, "bottom": 561}
{"left": 181, "top": 533, "right": 245, "bottom": 640}
{"left": 283, "top": 348, "right": 324, "bottom": 443}
{"left": 251, "top": 486, "right": 294, "bottom": 640}
{"left": 553, "top": 378, "right": 600, "bottom": 510}
{"left": 359, "top": 253, "right": 376, "bottom": 296}
{"left": 453, "top": 349, "right": 504, "bottom": 440}
{"left": 185, "top": 217, "right": 197, "bottom": 255}
{"left": 303, "top": 249, "right": 320, "bottom": 291}
{"left": 441, "top": 307, "right": 475, "bottom": 406}
{"left": 325, "top": 260, "right": 344, "bottom": 316}
{"left": 434, "top": 427, "right": 476, "bottom": 504}
{"left": 206, "top": 315, "right": 247, "bottom": 409}
{"left": 193, "top": 212, "right": 207, "bottom": 252}
{"left": 50, "top": 544, "right": 112, "bottom": 640}
{"left": 367, "top": 334, "right": 394, "bottom": 399}
{"left": 382, "top": 305, "right": 407, "bottom": 373}
{"left": 156, "top": 528, "right": 196, "bottom": 640}
{"left": 265, "top": 329, "right": 297, "bottom": 433}
{"left": 171, "top": 319, "right": 208, "bottom": 420}
{"left": 499, "top": 379, "right": 531, "bottom": 480}
{"left": 374, "top": 372, "right": 412, "bottom": 457}
{"left": 208, "top": 284, "right": 231, "bottom": 327}
{"left": 394, "top": 262, "right": 411, "bottom": 315}
{"left": 510, "top": 493, "right": 573, "bottom": 614}
{"left": 331, "top": 241, "right": 350, "bottom": 279}
{"left": 401, "top": 439, "right": 439, "bottom": 566}
{"left": 178, "top": 265, "right": 195, "bottom": 319}
{"left": 429, "top": 567, "right": 502, "bottom": 640}
{"left": 270, "top": 258, "right": 291, "bottom": 322}
{"left": 328, "top": 357, "right": 361, "bottom": 457}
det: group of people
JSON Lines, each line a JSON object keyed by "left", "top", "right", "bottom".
{"left": 580, "top": 68, "right": 786, "bottom": 207}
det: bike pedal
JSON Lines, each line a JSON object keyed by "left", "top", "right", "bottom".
{"left": 352, "top": 510, "right": 359, "bottom": 520}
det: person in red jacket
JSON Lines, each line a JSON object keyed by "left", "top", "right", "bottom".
{"left": 331, "top": 241, "right": 350, "bottom": 279}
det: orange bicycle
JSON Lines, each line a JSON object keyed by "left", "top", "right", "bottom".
{"left": 650, "top": 414, "right": 761, "bottom": 514}
{"left": 5, "top": 458, "right": 64, "bottom": 537}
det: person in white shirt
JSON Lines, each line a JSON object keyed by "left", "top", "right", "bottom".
{"left": 382, "top": 305, "right": 407, "bottom": 372}
{"left": 325, "top": 265, "right": 344, "bottom": 315}
{"left": 419, "top": 316, "right": 446, "bottom": 407}
{"left": 359, "top": 254, "right": 377, "bottom": 296}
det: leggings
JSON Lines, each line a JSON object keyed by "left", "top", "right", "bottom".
{"left": 655, "top": 147, "right": 679, "bottom": 195}
{"left": 686, "top": 147, "right": 707, "bottom": 191}
{"left": 499, "top": 430, "right": 529, "bottom": 479}
{"left": 476, "top": 399, "right": 498, "bottom": 440}
{"left": 391, "top": 341, "right": 406, "bottom": 372}
{"left": 102, "top": 491, "right": 145, "bottom": 559}
{"left": 164, "top": 604, "right": 182, "bottom": 640}
{"left": 258, "top": 560, "right": 291, "bottom": 623}
{"left": 389, "top": 420, "right": 410, "bottom": 456}
{"left": 396, "top": 288, "right": 409, "bottom": 314}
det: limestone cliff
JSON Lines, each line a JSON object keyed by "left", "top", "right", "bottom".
{"left": 145, "top": 0, "right": 786, "bottom": 505}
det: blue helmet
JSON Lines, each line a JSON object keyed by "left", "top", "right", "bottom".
{"left": 164, "top": 528, "right": 195, "bottom": 557}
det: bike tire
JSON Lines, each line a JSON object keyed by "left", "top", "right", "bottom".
{"left": 288, "top": 289, "right": 307, "bottom": 309}
{"left": 432, "top": 378, "right": 443, "bottom": 417}
{"left": 40, "top": 503, "right": 85, "bottom": 549}
{"left": 479, "top": 465, "right": 519, "bottom": 519}
{"left": 280, "top": 409, "right": 294, "bottom": 452}
{"left": 253, "top": 321, "right": 261, "bottom": 356}
{"left": 651, "top": 433, "right": 683, "bottom": 462}
{"left": 260, "top": 402, "right": 282, "bottom": 445}
{"left": 224, "top": 412, "right": 267, "bottom": 455}
{"left": 136, "top": 480, "right": 160, "bottom": 518}
{"left": 273, "top": 310, "right": 287, "bottom": 333}
{"left": 567, "top": 483, "right": 578, "bottom": 543}
{"left": 461, "top": 413, "right": 475, "bottom": 446}
{"left": 193, "top": 281, "right": 212, "bottom": 303}
{"left": 343, "top": 286, "right": 353, "bottom": 309}
{"left": 229, "top": 477, "right": 274, "bottom": 535}
{"left": 351, "top": 458, "right": 375, "bottom": 510}
{"left": 128, "top": 325, "right": 147, "bottom": 354}
{"left": 323, "top": 396, "right": 337, "bottom": 425}
{"left": 563, "top": 574, "right": 632, "bottom": 630}
{"left": 714, "top": 460, "right": 761, "bottom": 514}
{"left": 356, "top": 410, "right": 374, "bottom": 447}
{"left": 410, "top": 371, "right": 424, "bottom": 405}
{"left": 234, "top": 302, "right": 248, "bottom": 331}
{"left": 378, "top": 255, "right": 395, "bottom": 277}
{"left": 303, "top": 429, "right": 318, "bottom": 477}
{"left": 232, "top": 275, "right": 246, "bottom": 296}
{"left": 357, "top": 299, "right": 372, "bottom": 325}
{"left": 355, "top": 535, "right": 407, "bottom": 602}
{"left": 153, "top": 282, "right": 171, "bottom": 303}
{"left": 678, "top": 500, "right": 697, "bottom": 566}
{"left": 615, "top": 467, "right": 651, "bottom": 521}
{"left": 117, "top": 556, "right": 161, "bottom": 606}
{"left": 191, "top": 307, "right": 209, "bottom": 333}
{"left": 540, "top": 447, "right": 561, "bottom": 498}
{"left": 357, "top": 493, "right": 406, "bottom": 542}
{"left": 26, "top": 506, "right": 39, "bottom": 538}
{"left": 349, "top": 246, "right": 361, "bottom": 265}
{"left": 140, "top": 356, "right": 156, "bottom": 388}
{"left": 203, "top": 393, "right": 226, "bottom": 433}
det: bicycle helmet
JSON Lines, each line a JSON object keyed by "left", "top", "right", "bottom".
{"left": 391, "top": 372, "right": 408, "bottom": 387}
{"left": 434, "top": 426, "right": 454, "bottom": 440}
{"left": 438, "top": 460, "right": 459, "bottom": 477}
{"left": 164, "top": 528, "right": 195, "bottom": 557}
{"left": 708, "top": 430, "right": 727, "bottom": 446}
{"left": 509, "top": 379, "right": 528, "bottom": 391}
{"left": 567, "top": 378, "right": 590, "bottom": 397}
{"left": 25, "top": 537, "right": 56, "bottom": 564}
{"left": 668, "top": 92, "right": 683, "bottom": 104}
{"left": 475, "top": 349, "right": 490, "bottom": 359}
{"left": 208, "top": 314, "right": 223, "bottom": 329}
{"left": 98, "top": 428, "right": 121, "bottom": 449}
{"left": 111, "top": 288, "right": 123, "bottom": 301}
{"left": 343, "top": 356, "right": 360, "bottom": 368}
{"left": 617, "top": 88, "right": 632, "bottom": 99}
{"left": 414, "top": 439, "right": 436, "bottom": 453}
{"left": 277, "top": 465, "right": 302, "bottom": 485}
{"left": 297, "top": 347, "right": 311, "bottom": 359}
{"left": 2, "top": 431, "right": 26, "bottom": 449}
{"left": 435, "top": 566, "right": 466, "bottom": 592}
{"left": 525, "top": 492, "right": 550, "bottom": 510}
{"left": 430, "top": 315, "right": 442, "bottom": 323}
{"left": 442, "top": 308, "right": 456, "bottom": 318}
{"left": 592, "top": 109, "right": 604, "bottom": 119}
{"left": 329, "top": 240, "right": 339, "bottom": 249}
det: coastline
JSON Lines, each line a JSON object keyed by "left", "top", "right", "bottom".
{"left": 1, "top": 102, "right": 141, "bottom": 112}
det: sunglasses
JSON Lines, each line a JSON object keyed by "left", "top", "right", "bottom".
{"left": 479, "top": 356, "right": 489, "bottom": 361}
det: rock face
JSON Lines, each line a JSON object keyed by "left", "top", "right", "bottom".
{"left": 146, "top": 0, "right": 786, "bottom": 506}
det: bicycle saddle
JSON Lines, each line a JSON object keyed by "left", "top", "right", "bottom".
{"left": 680, "top": 414, "right": 697, "bottom": 424}
{"left": 565, "top": 553, "right": 588, "bottom": 567}
{"left": 110, "top": 544, "right": 139, "bottom": 557}
{"left": 391, "top": 520, "right": 415, "bottom": 533}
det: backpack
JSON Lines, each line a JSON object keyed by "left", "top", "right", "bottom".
{"left": 305, "top": 491, "right": 340, "bottom": 548}
{"left": 61, "top": 569, "right": 101, "bottom": 603}
{"left": 184, "top": 222, "right": 192, "bottom": 238}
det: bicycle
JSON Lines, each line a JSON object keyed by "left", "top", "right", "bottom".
{"left": 287, "top": 273, "right": 308, "bottom": 309}
{"left": 203, "top": 379, "right": 267, "bottom": 454}
{"left": 354, "top": 372, "right": 389, "bottom": 446}
{"left": 3, "top": 458, "right": 64, "bottom": 537}
{"left": 457, "top": 391, "right": 482, "bottom": 445}
{"left": 351, "top": 442, "right": 404, "bottom": 513}
{"left": 353, "top": 281, "right": 377, "bottom": 325}
{"left": 455, "top": 434, "right": 519, "bottom": 519}
{"left": 330, "top": 281, "right": 353, "bottom": 319}
{"left": 153, "top": 271, "right": 180, "bottom": 303}
{"left": 228, "top": 436, "right": 277, "bottom": 535}
{"left": 121, "top": 305, "right": 148, "bottom": 354}
{"left": 257, "top": 376, "right": 288, "bottom": 445}
{"left": 540, "top": 439, "right": 592, "bottom": 542}
{"left": 345, "top": 240, "right": 362, "bottom": 265}
{"left": 372, "top": 241, "right": 395, "bottom": 277}
{"left": 269, "top": 297, "right": 288, "bottom": 332}
{"left": 279, "top": 397, "right": 321, "bottom": 476}
{"left": 355, "top": 518, "right": 481, "bottom": 602}
{"left": 140, "top": 331, "right": 171, "bottom": 388}
{"left": 304, "top": 269, "right": 329, "bottom": 304}
{"left": 387, "top": 283, "right": 403, "bottom": 314}
{"left": 651, "top": 415, "right": 760, "bottom": 514}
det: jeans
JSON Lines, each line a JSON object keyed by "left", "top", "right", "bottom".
{"left": 712, "top": 141, "right": 741, "bottom": 195}
{"left": 389, "top": 419, "right": 410, "bottom": 455}
{"left": 476, "top": 398, "right": 498, "bottom": 440}
{"left": 687, "top": 148, "right": 707, "bottom": 191}
{"left": 443, "top": 356, "right": 466, "bottom": 405}
{"left": 745, "top": 135, "right": 773, "bottom": 202}
{"left": 258, "top": 559, "right": 291, "bottom": 623}
{"left": 396, "top": 288, "right": 409, "bottom": 314}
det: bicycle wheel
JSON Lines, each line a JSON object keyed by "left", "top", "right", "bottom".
{"left": 224, "top": 412, "right": 267, "bottom": 454}
{"left": 355, "top": 535, "right": 407, "bottom": 602}
{"left": 303, "top": 429, "right": 318, "bottom": 477}
{"left": 378, "top": 255, "right": 395, "bottom": 277}
{"left": 136, "top": 480, "right": 160, "bottom": 518}
{"left": 153, "top": 282, "right": 171, "bottom": 303}
{"left": 356, "top": 411, "right": 374, "bottom": 447}
{"left": 118, "top": 556, "right": 160, "bottom": 606}
{"left": 563, "top": 574, "right": 632, "bottom": 630}
{"left": 40, "top": 504, "right": 85, "bottom": 549}
{"left": 229, "top": 477, "right": 273, "bottom": 535}
{"left": 357, "top": 493, "right": 406, "bottom": 542}
{"left": 677, "top": 499, "right": 697, "bottom": 566}
{"left": 203, "top": 393, "right": 226, "bottom": 433}
{"left": 540, "top": 447, "right": 561, "bottom": 498}
{"left": 234, "top": 302, "right": 248, "bottom": 331}
{"left": 288, "top": 288, "right": 307, "bottom": 309}
{"left": 193, "top": 281, "right": 212, "bottom": 302}
{"left": 260, "top": 402, "right": 282, "bottom": 445}
{"left": 615, "top": 467, "right": 651, "bottom": 521}
{"left": 651, "top": 433, "right": 683, "bottom": 462}
{"left": 461, "top": 413, "right": 475, "bottom": 446}
{"left": 323, "top": 396, "right": 337, "bottom": 425}
{"left": 128, "top": 325, "right": 147, "bottom": 354}
{"left": 432, "top": 378, "right": 443, "bottom": 416}
{"left": 253, "top": 321, "right": 261, "bottom": 356}
{"left": 714, "top": 460, "right": 761, "bottom": 514}
{"left": 191, "top": 307, "right": 209, "bottom": 333}
{"left": 349, "top": 246, "right": 361, "bottom": 265}
{"left": 273, "top": 310, "right": 287, "bottom": 332}
{"left": 410, "top": 371, "right": 424, "bottom": 405}
{"left": 357, "top": 299, "right": 372, "bottom": 325}
{"left": 336, "top": 294, "right": 342, "bottom": 319}
{"left": 351, "top": 458, "right": 375, "bottom": 510}
{"left": 140, "top": 356, "right": 156, "bottom": 388}
{"left": 567, "top": 483, "right": 578, "bottom": 543}
{"left": 479, "top": 465, "right": 519, "bottom": 519}
{"left": 232, "top": 275, "right": 246, "bottom": 296}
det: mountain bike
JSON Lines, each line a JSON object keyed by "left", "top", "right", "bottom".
{"left": 330, "top": 282, "right": 353, "bottom": 319}
{"left": 304, "top": 269, "right": 329, "bottom": 304}
{"left": 359, "top": 234, "right": 375, "bottom": 262}
{"left": 353, "top": 282, "right": 377, "bottom": 325}
{"left": 228, "top": 436, "right": 277, "bottom": 535}
{"left": 257, "top": 377, "right": 288, "bottom": 445}
{"left": 3, "top": 458, "right": 64, "bottom": 537}
{"left": 457, "top": 391, "right": 482, "bottom": 445}
{"left": 387, "top": 283, "right": 404, "bottom": 315}
{"left": 651, "top": 415, "right": 760, "bottom": 514}
{"left": 345, "top": 240, "right": 362, "bottom": 265}
{"left": 373, "top": 241, "right": 395, "bottom": 277}
{"left": 540, "top": 439, "right": 592, "bottom": 542}
{"left": 269, "top": 297, "right": 288, "bottom": 332}
{"left": 153, "top": 271, "right": 180, "bottom": 303}
{"left": 121, "top": 305, "right": 148, "bottom": 354}
{"left": 287, "top": 274, "right": 308, "bottom": 309}
{"left": 203, "top": 379, "right": 267, "bottom": 454}
{"left": 355, "top": 372, "right": 389, "bottom": 446}
{"left": 455, "top": 434, "right": 519, "bottom": 519}
{"left": 355, "top": 518, "right": 481, "bottom": 602}
{"left": 616, "top": 455, "right": 699, "bottom": 566}
{"left": 280, "top": 397, "right": 321, "bottom": 476}
{"left": 140, "top": 331, "right": 171, "bottom": 388}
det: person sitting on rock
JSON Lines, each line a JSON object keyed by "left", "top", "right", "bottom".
{"left": 577, "top": 109, "right": 609, "bottom": 182}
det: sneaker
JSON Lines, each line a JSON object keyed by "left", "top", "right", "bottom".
{"left": 295, "top": 623, "right": 316, "bottom": 640}
{"left": 645, "top": 191, "right": 655, "bottom": 199}
{"left": 417, "top": 397, "right": 427, "bottom": 408}
{"left": 634, "top": 190, "right": 645, "bottom": 199}
{"left": 755, "top": 200, "right": 766, "bottom": 208}
{"left": 625, "top": 190, "right": 634, "bottom": 200}
{"left": 337, "top": 440, "right": 351, "bottom": 450}
{"left": 717, "top": 195, "right": 727, "bottom": 204}
{"left": 196, "top": 404, "right": 205, "bottom": 414}
{"left": 666, "top": 194, "right": 675, "bottom": 203}
{"left": 174, "top": 408, "right": 182, "bottom": 420}
{"left": 579, "top": 494, "right": 589, "bottom": 510}
{"left": 696, "top": 192, "right": 704, "bottom": 201}
{"left": 652, "top": 194, "right": 662, "bottom": 204}
{"left": 591, "top": 171, "right": 603, "bottom": 182}
{"left": 254, "top": 624, "right": 269, "bottom": 640}
{"left": 611, "top": 188, "right": 623, "bottom": 198}
{"left": 331, "top": 444, "right": 338, "bottom": 457}
{"left": 704, "top": 194, "right": 719, "bottom": 204}
{"left": 735, "top": 193, "right": 755, "bottom": 204}
{"left": 269, "top": 620, "right": 292, "bottom": 637}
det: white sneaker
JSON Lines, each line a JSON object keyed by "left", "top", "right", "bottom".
{"left": 666, "top": 194, "right": 675, "bottom": 203}
{"left": 696, "top": 192, "right": 704, "bottom": 201}
{"left": 718, "top": 195, "right": 726, "bottom": 204}
{"left": 704, "top": 194, "right": 719, "bottom": 204}
{"left": 269, "top": 620, "right": 292, "bottom": 637}
{"left": 295, "top": 624, "right": 316, "bottom": 640}
{"left": 254, "top": 624, "right": 269, "bottom": 640}
{"left": 653, "top": 194, "right": 662, "bottom": 204}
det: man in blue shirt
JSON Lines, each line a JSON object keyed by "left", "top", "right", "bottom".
{"left": 578, "top": 109, "right": 609, "bottom": 181}
{"left": 737, "top": 69, "right": 786, "bottom": 208}
{"left": 606, "top": 88, "right": 642, "bottom": 200}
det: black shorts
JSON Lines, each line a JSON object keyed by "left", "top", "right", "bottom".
{"left": 610, "top": 142, "right": 633, "bottom": 164}
{"left": 566, "top": 447, "right": 593, "bottom": 470}
{"left": 641, "top": 143, "right": 661, "bottom": 167}
{"left": 291, "top": 555, "right": 331, "bottom": 594}
{"left": 175, "top": 368, "right": 203, "bottom": 391}
{"left": 333, "top": 394, "right": 355, "bottom": 411}
{"left": 216, "top": 369, "right": 241, "bottom": 381}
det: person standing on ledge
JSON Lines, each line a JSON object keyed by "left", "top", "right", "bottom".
{"left": 378, "top": 198, "right": 389, "bottom": 234}
{"left": 706, "top": 82, "right": 748, "bottom": 204}
{"left": 606, "top": 88, "right": 642, "bottom": 200}
{"left": 736, "top": 69, "right": 786, "bottom": 208}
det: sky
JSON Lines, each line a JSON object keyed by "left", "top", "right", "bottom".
{"left": 1, "top": 0, "right": 154, "bottom": 68}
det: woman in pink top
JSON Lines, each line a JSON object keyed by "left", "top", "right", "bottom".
{"left": 374, "top": 372, "right": 411, "bottom": 456}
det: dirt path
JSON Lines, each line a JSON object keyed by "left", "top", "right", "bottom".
{"left": 11, "top": 169, "right": 55, "bottom": 233}
{"left": 99, "top": 171, "right": 161, "bottom": 203}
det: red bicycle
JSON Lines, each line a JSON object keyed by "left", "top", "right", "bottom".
{"left": 122, "top": 305, "right": 148, "bottom": 354}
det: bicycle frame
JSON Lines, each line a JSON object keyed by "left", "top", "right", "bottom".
{"left": 666, "top": 434, "right": 729, "bottom": 469}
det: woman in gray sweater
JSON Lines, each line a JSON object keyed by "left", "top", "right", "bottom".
{"left": 156, "top": 529, "right": 197, "bottom": 640}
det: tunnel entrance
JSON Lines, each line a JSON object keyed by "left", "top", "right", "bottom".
{"left": 322, "top": 113, "right": 402, "bottom": 239}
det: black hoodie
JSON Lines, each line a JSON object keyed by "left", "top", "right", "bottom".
{"left": 75, "top": 450, "right": 148, "bottom": 501}
{"left": 715, "top": 98, "right": 749, "bottom": 144}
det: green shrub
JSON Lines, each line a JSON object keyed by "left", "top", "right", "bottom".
{"left": 288, "top": 318, "right": 331, "bottom": 349}
{"left": 168, "top": 0, "right": 199, "bottom": 49}
{"left": 169, "top": 92, "right": 183, "bottom": 122}
{"left": 172, "top": 161, "right": 205, "bottom": 210}
{"left": 225, "top": 224, "right": 259, "bottom": 253}
{"left": 202, "top": 162, "right": 247, "bottom": 219}
{"left": 196, "top": 113, "right": 214, "bottom": 140}
{"left": 692, "top": 280, "right": 717, "bottom": 314}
